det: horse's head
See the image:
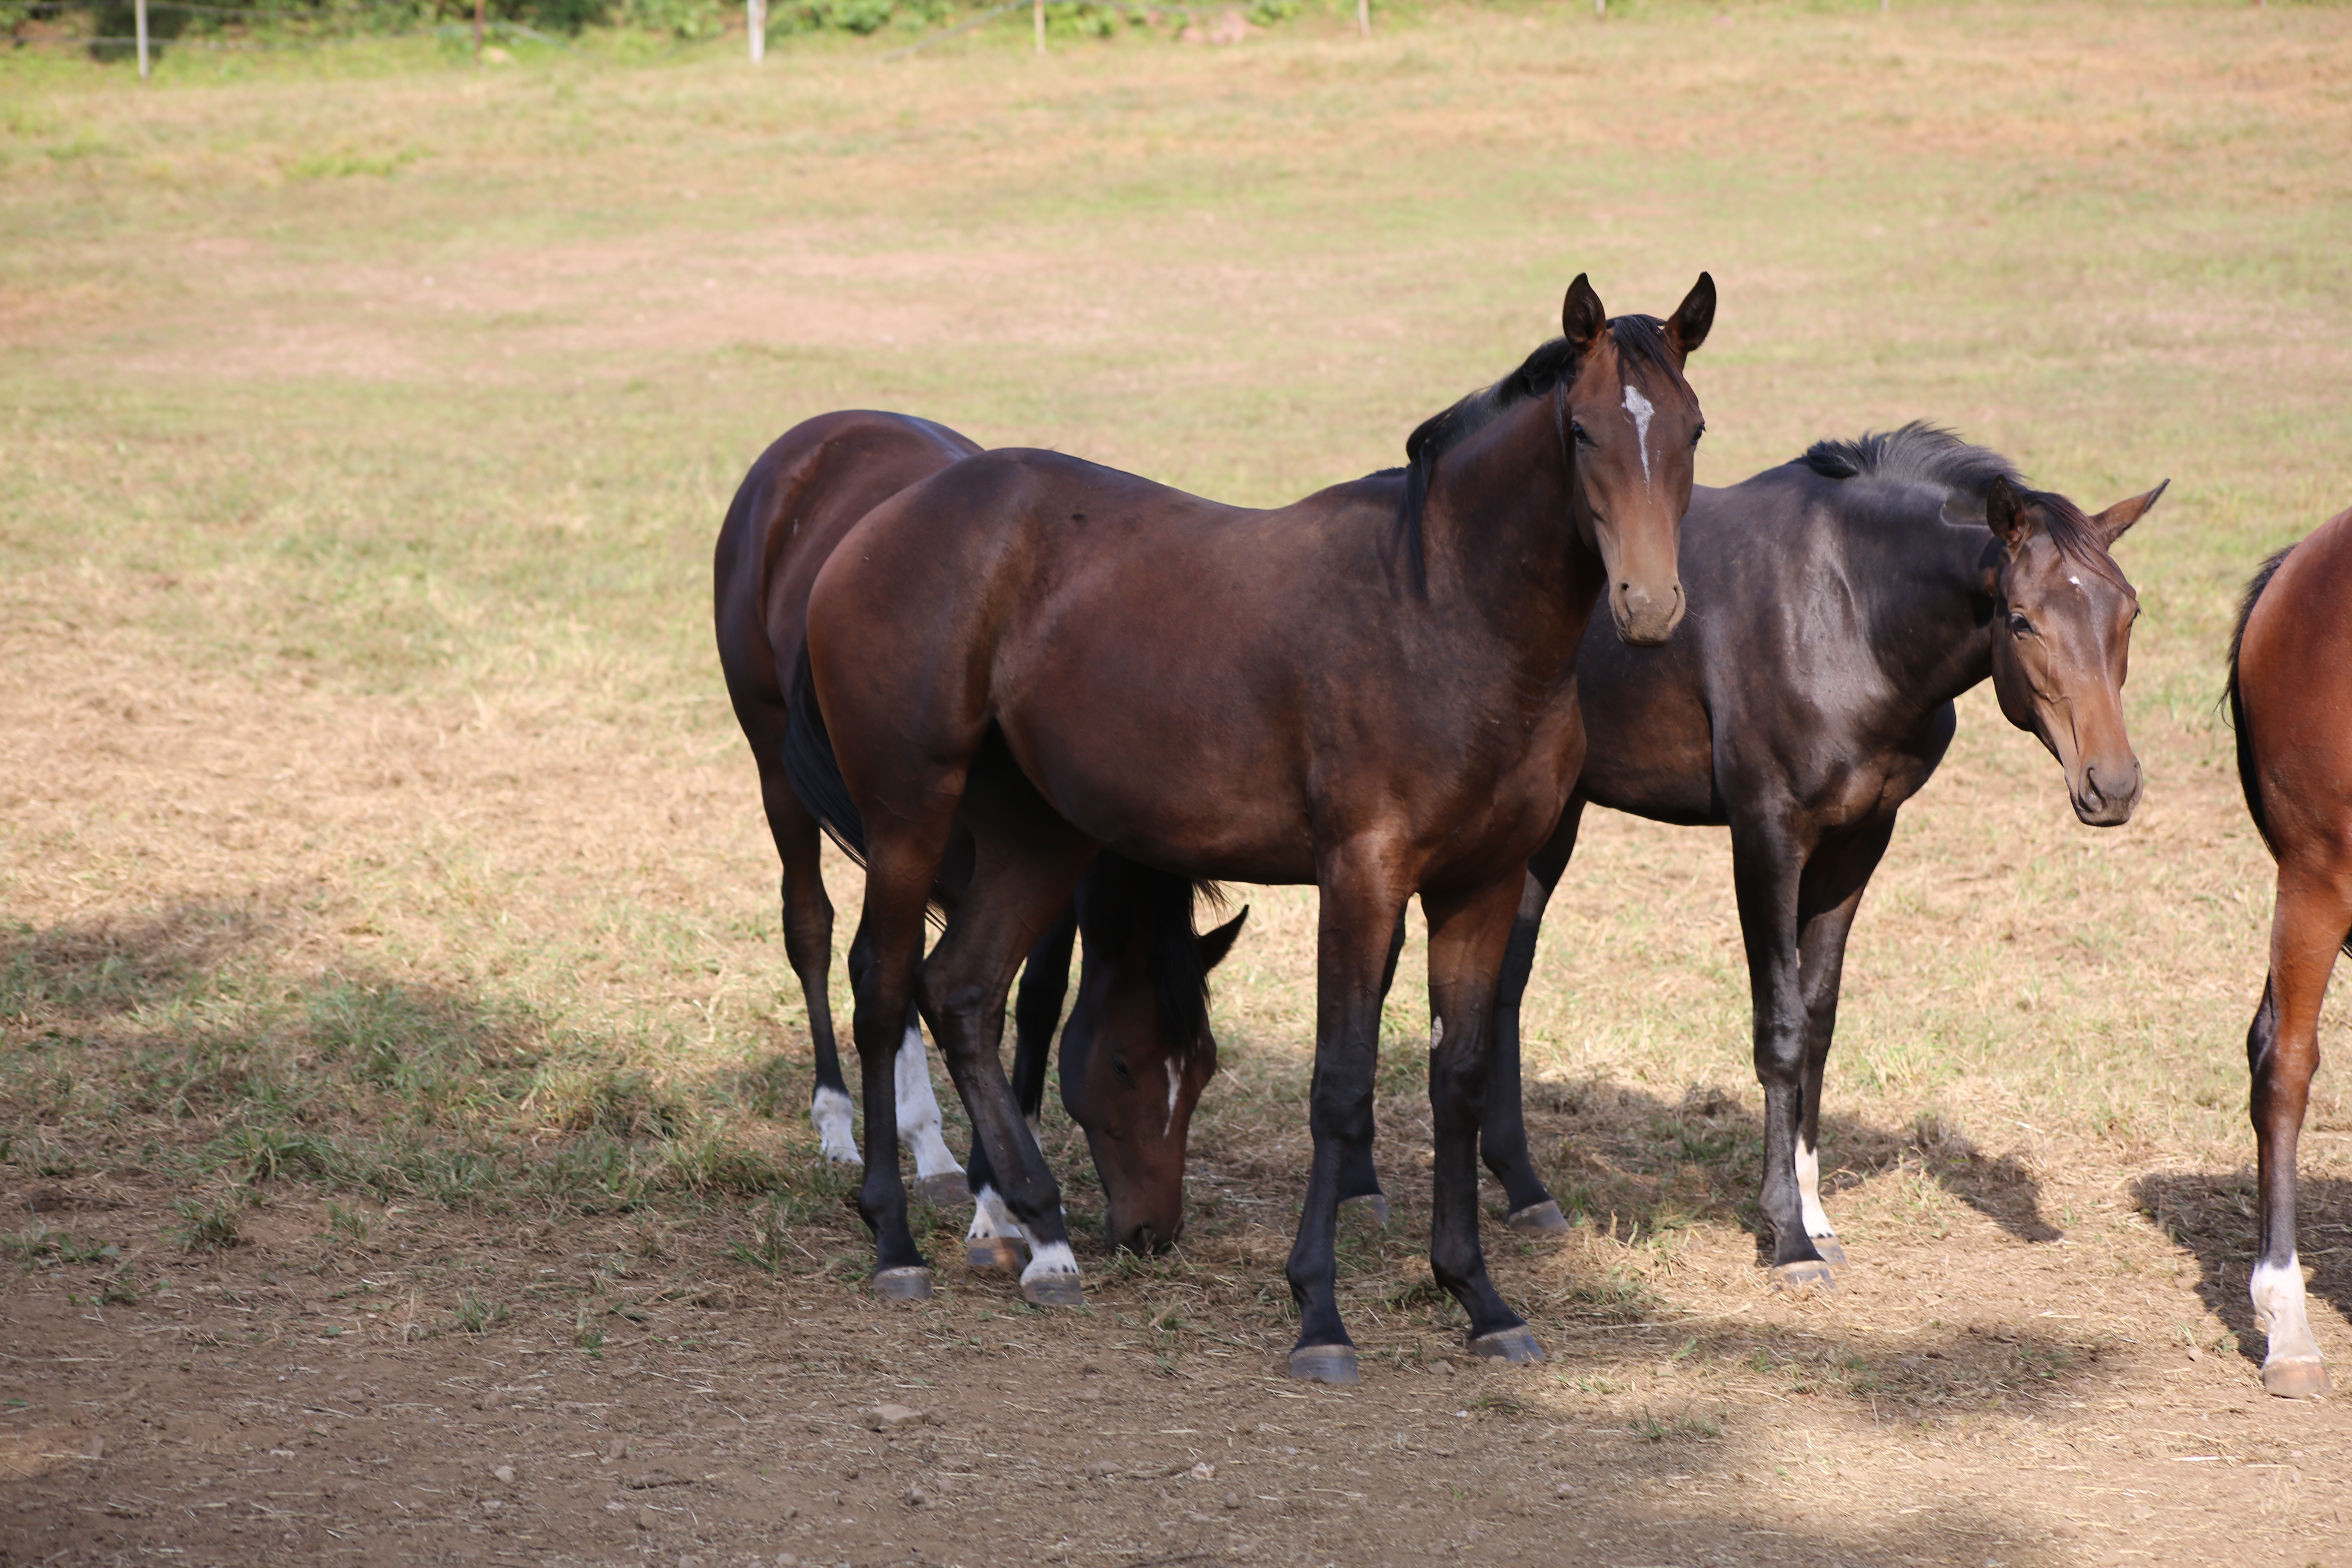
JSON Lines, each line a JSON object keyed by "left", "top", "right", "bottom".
{"left": 1059, "top": 887, "right": 1247, "bottom": 1256}
{"left": 1559, "top": 272, "right": 1714, "bottom": 645}
{"left": 1980, "top": 475, "right": 2165, "bottom": 826}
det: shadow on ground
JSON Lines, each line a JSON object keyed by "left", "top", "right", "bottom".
{"left": 2135, "top": 1168, "right": 2352, "bottom": 1367}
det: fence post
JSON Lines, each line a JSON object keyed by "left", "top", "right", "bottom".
{"left": 135, "top": 0, "right": 149, "bottom": 77}
{"left": 748, "top": 0, "right": 765, "bottom": 61}
{"left": 1033, "top": 0, "right": 1043, "bottom": 53}
{"left": 474, "top": 0, "right": 484, "bottom": 58}
{"left": 1356, "top": 0, "right": 1367, "bottom": 37}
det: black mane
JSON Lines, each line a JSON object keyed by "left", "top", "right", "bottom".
{"left": 1074, "top": 855, "right": 1226, "bottom": 1058}
{"left": 1803, "top": 421, "right": 2127, "bottom": 591}
{"left": 1393, "top": 314, "right": 1680, "bottom": 594}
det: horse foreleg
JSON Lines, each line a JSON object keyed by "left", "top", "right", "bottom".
{"left": 1483, "top": 799, "right": 1583, "bottom": 1235}
{"left": 1426, "top": 873, "right": 1541, "bottom": 1362}
{"left": 2248, "top": 873, "right": 2350, "bottom": 1399}
{"left": 1731, "top": 819, "right": 1831, "bottom": 1286}
{"left": 964, "top": 902, "right": 1074, "bottom": 1270}
{"left": 893, "top": 1008, "right": 969, "bottom": 1206}
{"left": 1335, "top": 911, "right": 1408, "bottom": 1224}
{"left": 1786, "top": 818, "right": 1895, "bottom": 1268}
{"left": 1286, "top": 854, "right": 1414, "bottom": 1386}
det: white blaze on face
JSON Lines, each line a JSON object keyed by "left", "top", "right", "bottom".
{"left": 1164, "top": 1058, "right": 1182, "bottom": 1135}
{"left": 895, "top": 1025, "right": 961, "bottom": 1180}
{"left": 1621, "top": 381, "right": 1656, "bottom": 488}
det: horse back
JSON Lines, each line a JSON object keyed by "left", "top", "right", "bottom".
{"left": 714, "top": 410, "right": 981, "bottom": 723}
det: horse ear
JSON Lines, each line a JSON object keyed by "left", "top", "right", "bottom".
{"left": 1984, "top": 476, "right": 2032, "bottom": 554}
{"left": 1561, "top": 274, "right": 1607, "bottom": 354}
{"left": 1664, "top": 271, "right": 1715, "bottom": 361}
{"left": 2089, "top": 478, "right": 2167, "bottom": 546}
{"left": 1196, "top": 907, "right": 1248, "bottom": 971}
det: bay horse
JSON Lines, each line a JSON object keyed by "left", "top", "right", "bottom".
{"left": 714, "top": 409, "right": 1245, "bottom": 1266}
{"left": 1335, "top": 425, "right": 2161, "bottom": 1285}
{"left": 788, "top": 274, "right": 1715, "bottom": 1382}
{"left": 2227, "top": 505, "right": 2352, "bottom": 1399}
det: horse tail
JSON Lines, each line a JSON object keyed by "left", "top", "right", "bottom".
{"left": 2227, "top": 545, "right": 2299, "bottom": 863}
{"left": 782, "top": 646, "right": 869, "bottom": 866}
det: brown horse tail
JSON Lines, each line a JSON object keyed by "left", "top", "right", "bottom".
{"left": 783, "top": 647, "right": 869, "bottom": 866}
{"left": 2227, "top": 545, "right": 2298, "bottom": 862}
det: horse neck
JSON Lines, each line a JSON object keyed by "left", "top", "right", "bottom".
{"left": 1419, "top": 391, "right": 1599, "bottom": 648}
{"left": 1854, "top": 500, "right": 1999, "bottom": 730}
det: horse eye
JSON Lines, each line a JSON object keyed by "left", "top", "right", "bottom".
{"left": 1569, "top": 420, "right": 1593, "bottom": 445}
{"left": 1112, "top": 1058, "right": 1134, "bottom": 1085}
{"left": 1690, "top": 424, "right": 1705, "bottom": 445}
{"left": 2007, "top": 612, "right": 2035, "bottom": 636}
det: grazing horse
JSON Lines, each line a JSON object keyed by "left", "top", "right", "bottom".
{"left": 1337, "top": 425, "right": 2160, "bottom": 1286}
{"left": 2227, "top": 506, "right": 2352, "bottom": 1399}
{"left": 789, "top": 274, "right": 1715, "bottom": 1382}
{"left": 714, "top": 409, "right": 1244, "bottom": 1260}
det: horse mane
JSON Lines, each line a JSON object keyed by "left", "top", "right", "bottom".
{"left": 1393, "top": 314, "right": 1680, "bottom": 594}
{"left": 2227, "top": 545, "right": 2299, "bottom": 863}
{"left": 1801, "top": 420, "right": 2129, "bottom": 592}
{"left": 1074, "top": 855, "right": 1227, "bottom": 1058}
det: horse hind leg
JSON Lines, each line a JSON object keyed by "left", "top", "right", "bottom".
{"left": 766, "top": 781, "right": 860, "bottom": 1166}
{"left": 2247, "top": 874, "right": 2352, "bottom": 1398}
{"left": 1788, "top": 820, "right": 1894, "bottom": 1270}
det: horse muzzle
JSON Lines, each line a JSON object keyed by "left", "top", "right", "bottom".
{"left": 2071, "top": 757, "right": 2142, "bottom": 827}
{"left": 1611, "top": 577, "right": 1686, "bottom": 647}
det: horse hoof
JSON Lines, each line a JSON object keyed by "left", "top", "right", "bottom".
{"left": 1021, "top": 1273, "right": 1085, "bottom": 1309}
{"left": 965, "top": 1237, "right": 1028, "bottom": 1272}
{"left": 1769, "top": 1260, "right": 1837, "bottom": 1292}
{"left": 1809, "top": 1237, "right": 1847, "bottom": 1267}
{"left": 1287, "top": 1345, "right": 1361, "bottom": 1386}
{"left": 915, "top": 1172, "right": 971, "bottom": 1207}
{"left": 1506, "top": 1200, "right": 1570, "bottom": 1235}
{"left": 1340, "top": 1194, "right": 1390, "bottom": 1225}
{"left": 871, "top": 1266, "right": 933, "bottom": 1302}
{"left": 2262, "top": 1357, "right": 2330, "bottom": 1400}
{"left": 1469, "top": 1326, "right": 1545, "bottom": 1363}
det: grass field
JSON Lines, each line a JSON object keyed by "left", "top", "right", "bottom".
{"left": 4, "top": 3, "right": 2352, "bottom": 1564}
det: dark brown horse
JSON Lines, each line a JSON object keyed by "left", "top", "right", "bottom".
{"left": 788, "top": 274, "right": 1715, "bottom": 1381}
{"left": 2227, "top": 506, "right": 2352, "bottom": 1399}
{"left": 713, "top": 409, "right": 1243, "bottom": 1265}
{"left": 1339, "top": 425, "right": 2160, "bottom": 1285}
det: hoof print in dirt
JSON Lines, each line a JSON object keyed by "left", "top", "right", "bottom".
{"left": 2262, "top": 1358, "right": 2330, "bottom": 1400}
{"left": 1287, "top": 1344, "right": 1360, "bottom": 1385}
{"left": 1469, "top": 1326, "right": 1544, "bottom": 1363}
{"left": 1021, "top": 1272, "right": 1085, "bottom": 1308}
{"left": 859, "top": 1403, "right": 933, "bottom": 1432}
{"left": 1769, "top": 1259, "right": 1837, "bottom": 1293}
{"left": 871, "top": 1266, "right": 934, "bottom": 1302}
{"left": 1504, "top": 1199, "right": 1570, "bottom": 1235}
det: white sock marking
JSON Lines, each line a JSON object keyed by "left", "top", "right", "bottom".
{"left": 895, "top": 1025, "right": 960, "bottom": 1180}
{"left": 811, "top": 1085, "right": 861, "bottom": 1166}
{"left": 1621, "top": 382, "right": 1656, "bottom": 488}
{"left": 966, "top": 1184, "right": 1016, "bottom": 1243}
{"left": 2253, "top": 1254, "right": 2322, "bottom": 1365}
{"left": 1021, "top": 1241, "right": 1079, "bottom": 1284}
{"left": 1795, "top": 1135, "right": 1834, "bottom": 1239}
